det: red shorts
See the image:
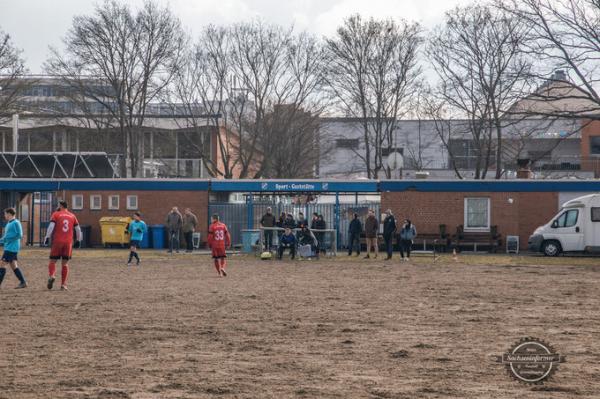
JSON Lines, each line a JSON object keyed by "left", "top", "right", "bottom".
{"left": 50, "top": 242, "right": 73, "bottom": 260}
{"left": 211, "top": 247, "right": 227, "bottom": 259}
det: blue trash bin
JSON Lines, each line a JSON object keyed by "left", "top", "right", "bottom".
{"left": 241, "top": 229, "right": 261, "bottom": 253}
{"left": 140, "top": 228, "right": 151, "bottom": 249}
{"left": 151, "top": 225, "right": 165, "bottom": 249}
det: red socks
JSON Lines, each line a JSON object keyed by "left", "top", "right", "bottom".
{"left": 220, "top": 258, "right": 226, "bottom": 271}
{"left": 48, "top": 262, "right": 56, "bottom": 278}
{"left": 214, "top": 259, "right": 221, "bottom": 274}
{"left": 61, "top": 264, "right": 69, "bottom": 286}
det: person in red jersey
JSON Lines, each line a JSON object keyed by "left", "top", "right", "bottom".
{"left": 44, "top": 200, "right": 82, "bottom": 291}
{"left": 207, "top": 214, "right": 231, "bottom": 277}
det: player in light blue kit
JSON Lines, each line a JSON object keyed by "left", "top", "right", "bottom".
{"left": 127, "top": 212, "right": 147, "bottom": 266}
{"left": 0, "top": 208, "right": 27, "bottom": 289}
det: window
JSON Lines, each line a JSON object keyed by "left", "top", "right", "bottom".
{"left": 464, "top": 198, "right": 490, "bottom": 231}
{"left": 336, "top": 139, "right": 359, "bottom": 149}
{"left": 555, "top": 209, "right": 578, "bottom": 227}
{"left": 126, "top": 195, "right": 138, "bottom": 210}
{"left": 381, "top": 147, "right": 404, "bottom": 157}
{"left": 592, "top": 207, "right": 600, "bottom": 222}
{"left": 72, "top": 194, "right": 84, "bottom": 210}
{"left": 108, "top": 195, "right": 119, "bottom": 210}
{"left": 590, "top": 136, "right": 600, "bottom": 155}
{"left": 90, "top": 195, "right": 102, "bottom": 210}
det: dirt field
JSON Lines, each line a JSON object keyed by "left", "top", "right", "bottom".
{"left": 1, "top": 249, "right": 599, "bottom": 398}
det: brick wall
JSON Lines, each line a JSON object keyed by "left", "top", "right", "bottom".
{"left": 381, "top": 191, "right": 558, "bottom": 248}
{"left": 59, "top": 190, "right": 209, "bottom": 247}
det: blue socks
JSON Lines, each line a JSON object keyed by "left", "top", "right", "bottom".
{"left": 13, "top": 267, "right": 25, "bottom": 284}
{"left": 0, "top": 267, "right": 5, "bottom": 285}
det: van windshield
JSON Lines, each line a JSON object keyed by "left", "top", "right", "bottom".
{"left": 556, "top": 209, "right": 579, "bottom": 228}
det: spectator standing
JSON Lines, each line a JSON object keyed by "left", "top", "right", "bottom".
{"left": 399, "top": 219, "right": 417, "bottom": 261}
{"left": 364, "top": 209, "right": 379, "bottom": 259}
{"left": 276, "top": 211, "right": 286, "bottom": 242}
{"left": 296, "top": 212, "right": 308, "bottom": 229}
{"left": 310, "top": 212, "right": 319, "bottom": 230}
{"left": 382, "top": 209, "right": 397, "bottom": 260}
{"left": 166, "top": 207, "right": 183, "bottom": 253}
{"left": 260, "top": 207, "right": 276, "bottom": 251}
{"left": 347, "top": 213, "right": 362, "bottom": 256}
{"left": 182, "top": 208, "right": 198, "bottom": 253}
{"left": 283, "top": 213, "right": 296, "bottom": 230}
{"left": 314, "top": 214, "right": 327, "bottom": 256}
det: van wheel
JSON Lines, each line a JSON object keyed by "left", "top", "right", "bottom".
{"left": 543, "top": 240, "right": 562, "bottom": 257}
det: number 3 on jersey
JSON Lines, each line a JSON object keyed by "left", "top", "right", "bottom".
{"left": 215, "top": 230, "right": 224, "bottom": 240}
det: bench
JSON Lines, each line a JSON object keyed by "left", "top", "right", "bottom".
{"left": 412, "top": 234, "right": 451, "bottom": 253}
{"left": 452, "top": 225, "right": 502, "bottom": 253}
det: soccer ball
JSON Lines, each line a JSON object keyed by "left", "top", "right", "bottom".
{"left": 260, "top": 251, "right": 273, "bottom": 260}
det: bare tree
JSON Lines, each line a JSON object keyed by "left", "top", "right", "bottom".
{"left": 45, "top": 0, "right": 186, "bottom": 177}
{"left": 169, "top": 21, "right": 326, "bottom": 179}
{"left": 0, "top": 29, "right": 27, "bottom": 125}
{"left": 427, "top": 4, "right": 532, "bottom": 179}
{"left": 324, "top": 14, "right": 422, "bottom": 179}
{"left": 499, "top": 0, "right": 600, "bottom": 119}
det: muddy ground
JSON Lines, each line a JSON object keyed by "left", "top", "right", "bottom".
{"left": 0, "top": 249, "right": 599, "bottom": 398}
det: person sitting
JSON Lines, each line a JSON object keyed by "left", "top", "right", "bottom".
{"left": 297, "top": 225, "right": 318, "bottom": 259}
{"left": 278, "top": 228, "right": 297, "bottom": 260}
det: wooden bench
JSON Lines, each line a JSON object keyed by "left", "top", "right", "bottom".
{"left": 412, "top": 234, "right": 451, "bottom": 253}
{"left": 452, "top": 225, "right": 502, "bottom": 253}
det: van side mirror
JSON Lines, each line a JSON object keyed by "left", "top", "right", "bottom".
{"left": 551, "top": 220, "right": 558, "bottom": 228}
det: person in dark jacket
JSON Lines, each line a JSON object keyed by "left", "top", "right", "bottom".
{"left": 276, "top": 211, "right": 286, "bottom": 242}
{"left": 364, "top": 209, "right": 379, "bottom": 259}
{"left": 310, "top": 212, "right": 319, "bottom": 230}
{"left": 260, "top": 207, "right": 276, "bottom": 251}
{"left": 399, "top": 219, "right": 417, "bottom": 261}
{"left": 348, "top": 213, "right": 362, "bottom": 256}
{"left": 297, "top": 225, "right": 318, "bottom": 258}
{"left": 382, "top": 209, "right": 397, "bottom": 260}
{"left": 278, "top": 228, "right": 297, "bottom": 260}
{"left": 314, "top": 214, "right": 327, "bottom": 256}
{"left": 283, "top": 213, "right": 296, "bottom": 229}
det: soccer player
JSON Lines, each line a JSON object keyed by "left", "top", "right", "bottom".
{"left": 127, "top": 212, "right": 147, "bottom": 266}
{"left": 44, "top": 200, "right": 82, "bottom": 291}
{"left": 0, "top": 208, "right": 27, "bottom": 289}
{"left": 207, "top": 214, "right": 231, "bottom": 277}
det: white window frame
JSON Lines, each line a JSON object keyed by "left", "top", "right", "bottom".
{"left": 108, "top": 195, "right": 120, "bottom": 210}
{"left": 126, "top": 195, "right": 138, "bottom": 210}
{"left": 90, "top": 195, "right": 102, "bottom": 210}
{"left": 72, "top": 194, "right": 84, "bottom": 210}
{"left": 464, "top": 197, "right": 491, "bottom": 232}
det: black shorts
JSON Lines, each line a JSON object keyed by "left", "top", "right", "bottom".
{"left": 130, "top": 240, "right": 141, "bottom": 248}
{"left": 1, "top": 251, "right": 17, "bottom": 262}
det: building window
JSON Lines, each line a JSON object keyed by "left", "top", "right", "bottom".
{"left": 590, "top": 136, "right": 600, "bottom": 155}
{"left": 108, "top": 195, "right": 119, "bottom": 210}
{"left": 90, "top": 195, "right": 102, "bottom": 210}
{"left": 72, "top": 194, "right": 84, "bottom": 210}
{"left": 381, "top": 147, "right": 404, "bottom": 157}
{"left": 126, "top": 195, "right": 138, "bottom": 210}
{"left": 336, "top": 139, "right": 359, "bottom": 149}
{"left": 464, "top": 197, "right": 490, "bottom": 231}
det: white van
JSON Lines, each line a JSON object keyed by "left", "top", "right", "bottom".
{"left": 528, "top": 193, "right": 600, "bottom": 256}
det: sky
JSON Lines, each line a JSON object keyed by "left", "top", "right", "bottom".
{"left": 0, "top": 0, "right": 473, "bottom": 74}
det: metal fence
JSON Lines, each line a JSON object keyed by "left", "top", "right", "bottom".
{"left": 208, "top": 199, "right": 380, "bottom": 249}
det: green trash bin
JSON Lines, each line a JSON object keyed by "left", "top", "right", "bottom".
{"left": 241, "top": 229, "right": 261, "bottom": 253}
